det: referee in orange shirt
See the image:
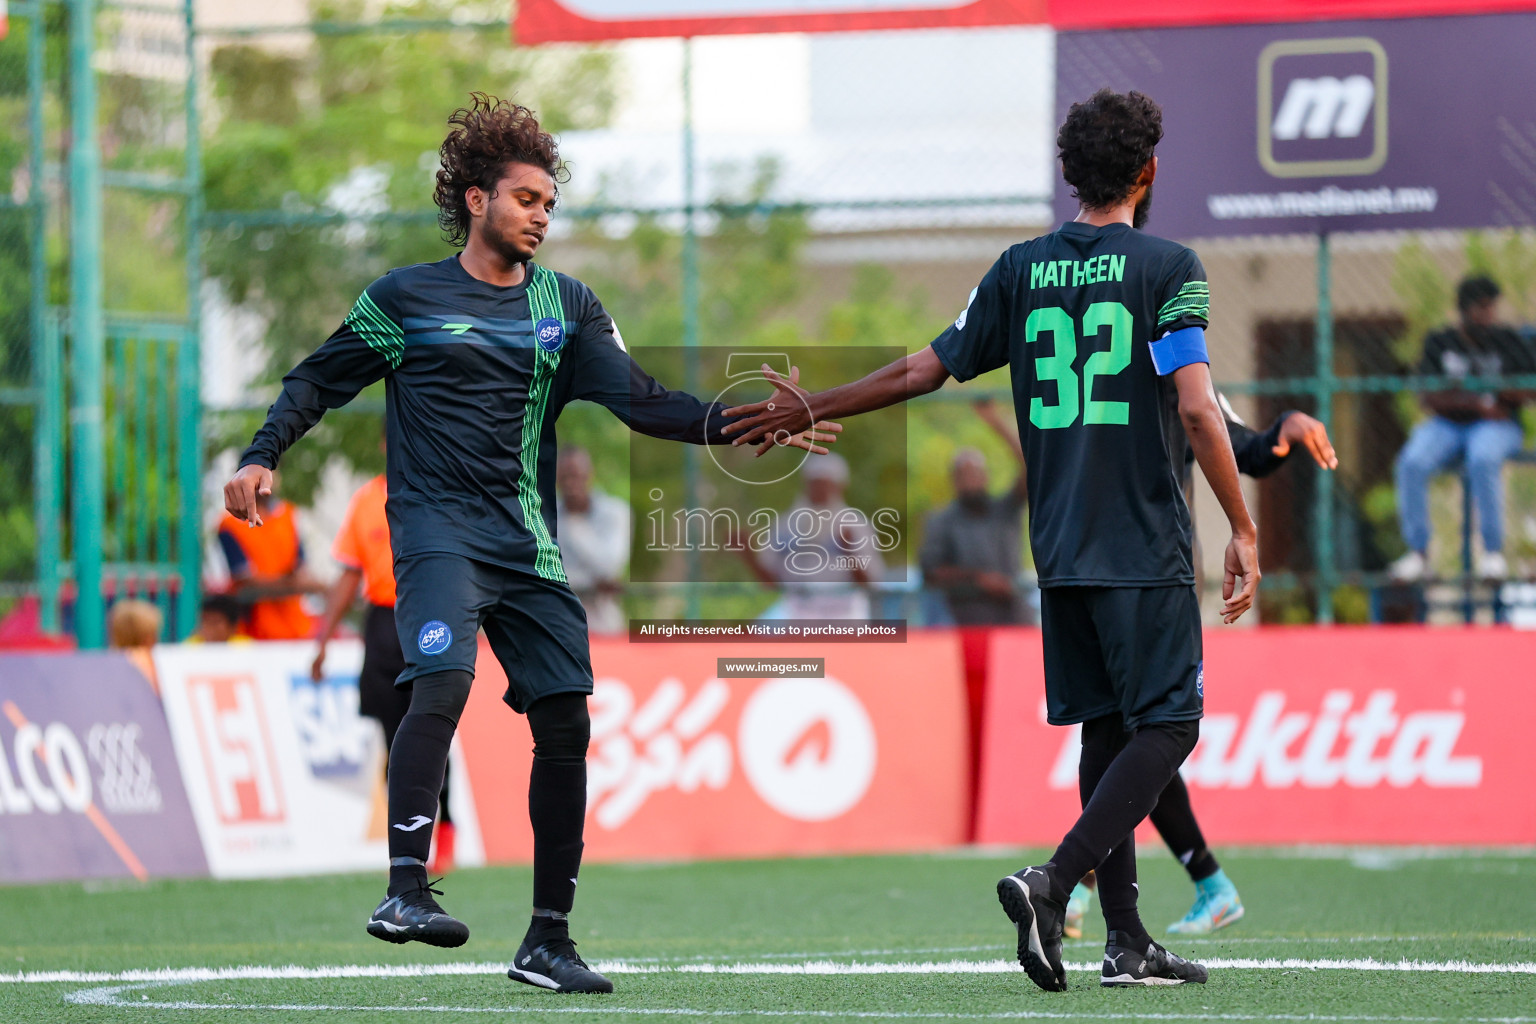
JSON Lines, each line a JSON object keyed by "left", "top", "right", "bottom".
{"left": 312, "top": 472, "right": 455, "bottom": 873}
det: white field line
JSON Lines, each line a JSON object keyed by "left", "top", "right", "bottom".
{"left": 56, "top": 986, "right": 1536, "bottom": 1024}
{"left": 11, "top": 956, "right": 1536, "bottom": 986}
{"left": 559, "top": 937, "right": 1536, "bottom": 965}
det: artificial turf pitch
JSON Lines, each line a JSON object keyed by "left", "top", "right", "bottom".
{"left": 3, "top": 849, "right": 1533, "bottom": 1023}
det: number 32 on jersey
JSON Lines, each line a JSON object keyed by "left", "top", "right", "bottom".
{"left": 1026, "top": 301, "right": 1133, "bottom": 429}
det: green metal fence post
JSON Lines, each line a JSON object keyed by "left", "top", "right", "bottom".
{"left": 177, "top": 0, "right": 204, "bottom": 640}
{"left": 1314, "top": 233, "right": 1336, "bottom": 624}
{"left": 28, "top": 3, "right": 63, "bottom": 633}
{"left": 69, "top": 0, "right": 107, "bottom": 648}
{"left": 681, "top": 37, "right": 701, "bottom": 619}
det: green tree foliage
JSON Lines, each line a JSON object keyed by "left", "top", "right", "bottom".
{"left": 0, "top": 12, "right": 43, "bottom": 584}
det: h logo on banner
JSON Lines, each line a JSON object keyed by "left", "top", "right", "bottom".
{"left": 1258, "top": 37, "right": 1388, "bottom": 178}
{"left": 187, "top": 675, "right": 286, "bottom": 825}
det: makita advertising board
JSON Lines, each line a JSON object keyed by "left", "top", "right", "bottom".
{"left": 1055, "top": 14, "right": 1536, "bottom": 237}
{"left": 0, "top": 654, "right": 207, "bottom": 883}
{"left": 154, "top": 642, "right": 484, "bottom": 879}
{"left": 976, "top": 628, "right": 1536, "bottom": 845}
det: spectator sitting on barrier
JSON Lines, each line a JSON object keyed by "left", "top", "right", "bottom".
{"left": 216, "top": 474, "right": 325, "bottom": 639}
{"left": 190, "top": 593, "right": 250, "bottom": 643}
{"left": 920, "top": 398, "right": 1030, "bottom": 626}
{"left": 734, "top": 453, "right": 883, "bottom": 621}
{"left": 555, "top": 447, "right": 630, "bottom": 635}
{"left": 108, "top": 599, "right": 163, "bottom": 694}
{"left": 1391, "top": 275, "right": 1536, "bottom": 582}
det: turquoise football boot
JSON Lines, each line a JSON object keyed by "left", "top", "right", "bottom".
{"left": 1166, "top": 869, "right": 1245, "bottom": 935}
{"left": 1064, "top": 880, "right": 1094, "bottom": 939}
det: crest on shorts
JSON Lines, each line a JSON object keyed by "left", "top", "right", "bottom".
{"left": 1195, "top": 661, "right": 1205, "bottom": 699}
{"left": 418, "top": 620, "right": 452, "bottom": 655}
{"left": 535, "top": 317, "right": 565, "bottom": 352}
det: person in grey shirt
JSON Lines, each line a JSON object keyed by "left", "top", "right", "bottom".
{"left": 920, "top": 399, "right": 1030, "bottom": 625}
{"left": 556, "top": 447, "right": 631, "bottom": 634}
{"left": 736, "top": 453, "right": 884, "bottom": 620}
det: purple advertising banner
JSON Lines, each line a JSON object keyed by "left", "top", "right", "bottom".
{"left": 1055, "top": 13, "right": 1536, "bottom": 238}
{"left": 0, "top": 654, "right": 208, "bottom": 883}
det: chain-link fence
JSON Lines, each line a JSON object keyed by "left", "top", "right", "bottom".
{"left": 6, "top": 6, "right": 1536, "bottom": 641}
{"left": 0, "top": 3, "right": 48, "bottom": 618}
{"left": 1201, "top": 229, "right": 1536, "bottom": 624}
{"left": 0, "top": 0, "right": 201, "bottom": 642}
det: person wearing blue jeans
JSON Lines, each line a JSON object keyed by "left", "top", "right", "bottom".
{"left": 1392, "top": 276, "right": 1535, "bottom": 581}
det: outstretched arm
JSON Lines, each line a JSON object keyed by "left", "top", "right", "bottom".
{"left": 722, "top": 347, "right": 950, "bottom": 453}
{"left": 227, "top": 283, "right": 399, "bottom": 525}
{"left": 1175, "top": 363, "right": 1260, "bottom": 623}
{"left": 974, "top": 396, "right": 1027, "bottom": 502}
{"left": 562, "top": 295, "right": 838, "bottom": 452}
{"left": 1223, "top": 399, "right": 1337, "bottom": 478}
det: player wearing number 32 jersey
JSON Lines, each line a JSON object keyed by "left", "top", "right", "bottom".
{"left": 720, "top": 89, "right": 1260, "bottom": 993}
{"left": 937, "top": 207, "right": 1211, "bottom": 589}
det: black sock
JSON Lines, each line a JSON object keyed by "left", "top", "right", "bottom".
{"left": 1051, "top": 719, "right": 1199, "bottom": 898}
{"left": 1055, "top": 715, "right": 1128, "bottom": 905}
{"left": 527, "top": 693, "right": 590, "bottom": 915}
{"left": 388, "top": 859, "right": 429, "bottom": 898}
{"left": 1148, "top": 772, "right": 1219, "bottom": 882}
{"left": 387, "top": 710, "right": 456, "bottom": 863}
{"left": 527, "top": 911, "right": 569, "bottom": 945}
{"left": 385, "top": 670, "right": 472, "bottom": 897}
{"left": 1096, "top": 837, "right": 1149, "bottom": 945}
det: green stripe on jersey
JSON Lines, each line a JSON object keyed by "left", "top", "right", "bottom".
{"left": 519, "top": 265, "right": 569, "bottom": 583}
{"left": 1158, "top": 281, "right": 1210, "bottom": 326}
{"left": 345, "top": 289, "right": 405, "bottom": 369}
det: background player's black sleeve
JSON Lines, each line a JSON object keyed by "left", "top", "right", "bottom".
{"left": 1229, "top": 413, "right": 1293, "bottom": 478}
{"left": 929, "top": 252, "right": 1014, "bottom": 383}
{"left": 1215, "top": 391, "right": 1291, "bottom": 477}
{"left": 1154, "top": 247, "right": 1211, "bottom": 337}
{"left": 239, "top": 275, "right": 399, "bottom": 470}
{"left": 561, "top": 286, "right": 737, "bottom": 445}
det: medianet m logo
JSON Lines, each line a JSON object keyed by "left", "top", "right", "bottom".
{"left": 1258, "top": 37, "right": 1387, "bottom": 179}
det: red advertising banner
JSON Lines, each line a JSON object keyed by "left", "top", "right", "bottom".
{"left": 0, "top": 654, "right": 208, "bottom": 883}
{"left": 1051, "top": 0, "right": 1536, "bottom": 30}
{"left": 515, "top": 0, "right": 1045, "bottom": 43}
{"left": 976, "top": 627, "right": 1536, "bottom": 846}
{"left": 457, "top": 634, "right": 968, "bottom": 862}
{"left": 515, "top": 0, "right": 1536, "bottom": 42}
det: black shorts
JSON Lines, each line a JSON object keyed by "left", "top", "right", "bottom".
{"left": 358, "top": 602, "right": 410, "bottom": 741}
{"left": 1039, "top": 584, "right": 1203, "bottom": 731}
{"left": 393, "top": 552, "right": 594, "bottom": 713}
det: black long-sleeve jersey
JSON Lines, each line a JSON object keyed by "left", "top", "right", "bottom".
{"left": 239, "top": 256, "right": 734, "bottom": 582}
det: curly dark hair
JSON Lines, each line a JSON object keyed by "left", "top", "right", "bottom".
{"left": 1057, "top": 89, "right": 1163, "bottom": 211}
{"left": 433, "top": 93, "right": 568, "bottom": 247}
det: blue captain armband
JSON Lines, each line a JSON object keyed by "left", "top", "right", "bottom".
{"left": 1149, "top": 326, "right": 1209, "bottom": 376}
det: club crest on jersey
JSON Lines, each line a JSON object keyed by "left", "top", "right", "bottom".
{"left": 418, "top": 620, "right": 452, "bottom": 655}
{"left": 1196, "top": 662, "right": 1205, "bottom": 699}
{"left": 535, "top": 317, "right": 565, "bottom": 352}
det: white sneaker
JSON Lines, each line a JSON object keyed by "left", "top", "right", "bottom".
{"left": 1478, "top": 551, "right": 1508, "bottom": 580}
{"left": 1389, "top": 551, "right": 1427, "bottom": 581}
